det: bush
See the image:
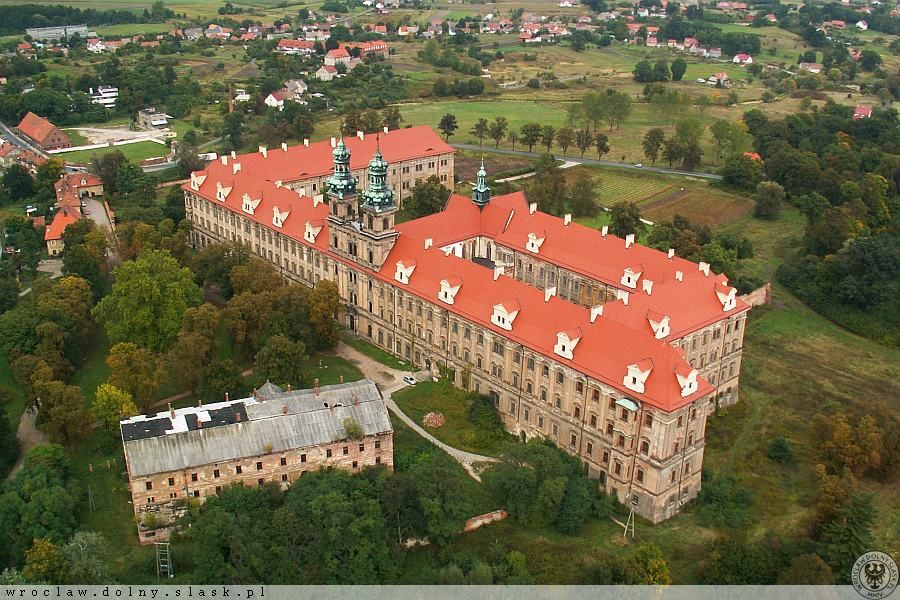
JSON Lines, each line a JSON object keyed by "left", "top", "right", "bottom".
{"left": 343, "top": 417, "right": 364, "bottom": 439}
{"left": 766, "top": 436, "right": 793, "bottom": 463}
{"left": 526, "top": 78, "right": 541, "bottom": 89}
{"left": 696, "top": 471, "right": 753, "bottom": 530}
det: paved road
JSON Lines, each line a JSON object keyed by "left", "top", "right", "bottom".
{"left": 335, "top": 341, "right": 497, "bottom": 478}
{"left": 451, "top": 143, "right": 723, "bottom": 180}
{"left": 17, "top": 259, "right": 64, "bottom": 297}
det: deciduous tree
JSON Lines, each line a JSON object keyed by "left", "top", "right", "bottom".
{"left": 106, "top": 343, "right": 161, "bottom": 410}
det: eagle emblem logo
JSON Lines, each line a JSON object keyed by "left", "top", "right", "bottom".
{"left": 853, "top": 552, "right": 898, "bottom": 599}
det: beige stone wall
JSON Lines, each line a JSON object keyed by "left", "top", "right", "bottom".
{"left": 128, "top": 431, "right": 393, "bottom": 537}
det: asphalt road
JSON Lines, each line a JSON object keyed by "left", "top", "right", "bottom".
{"left": 450, "top": 143, "right": 723, "bottom": 180}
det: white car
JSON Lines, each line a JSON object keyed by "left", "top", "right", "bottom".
{"left": 402, "top": 375, "right": 417, "bottom": 386}
{"left": 634, "top": 163, "right": 643, "bottom": 168}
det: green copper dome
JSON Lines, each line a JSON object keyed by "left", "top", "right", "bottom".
{"left": 360, "top": 141, "right": 395, "bottom": 213}
{"left": 326, "top": 135, "right": 357, "bottom": 198}
{"left": 472, "top": 157, "right": 491, "bottom": 207}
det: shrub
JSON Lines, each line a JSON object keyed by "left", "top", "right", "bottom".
{"left": 767, "top": 436, "right": 793, "bottom": 463}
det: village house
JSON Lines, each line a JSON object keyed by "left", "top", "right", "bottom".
{"left": 325, "top": 48, "right": 351, "bottom": 66}
{"left": 853, "top": 105, "right": 873, "bottom": 120}
{"left": 137, "top": 108, "right": 171, "bottom": 130}
{"left": 16, "top": 112, "right": 71, "bottom": 151}
{"left": 264, "top": 90, "right": 286, "bottom": 111}
{"left": 856, "top": 20, "right": 868, "bottom": 30}
{"left": 316, "top": 65, "right": 338, "bottom": 81}
{"left": 122, "top": 379, "right": 393, "bottom": 542}
{"left": 276, "top": 39, "right": 315, "bottom": 55}
{"left": 798, "top": 62, "right": 823, "bottom": 74}
{"left": 182, "top": 131, "right": 750, "bottom": 523}
{"left": 733, "top": 53, "right": 753, "bottom": 64}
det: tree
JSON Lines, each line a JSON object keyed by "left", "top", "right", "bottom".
{"left": 662, "top": 139, "right": 682, "bottom": 167}
{"left": 632, "top": 544, "right": 672, "bottom": 585}
{"left": 605, "top": 90, "right": 632, "bottom": 130}
{"left": 105, "top": 343, "right": 161, "bottom": 410}
{"left": 526, "top": 154, "right": 566, "bottom": 216}
{"left": 91, "top": 384, "right": 138, "bottom": 434}
{"left": 506, "top": 131, "right": 519, "bottom": 150}
{"left": 766, "top": 436, "right": 793, "bottom": 463}
{"left": 254, "top": 335, "right": 309, "bottom": 388}
{"left": 309, "top": 280, "right": 340, "bottom": 350}
{"left": 470, "top": 118, "right": 489, "bottom": 146}
{"left": 404, "top": 176, "right": 450, "bottom": 219}
{"left": 488, "top": 117, "right": 509, "bottom": 149}
{"left": 222, "top": 111, "right": 245, "bottom": 149}
{"left": 229, "top": 257, "right": 282, "bottom": 296}
{"left": 721, "top": 154, "right": 762, "bottom": 189}
{"left": 175, "top": 141, "right": 204, "bottom": 178}
{"left": 633, "top": 59, "right": 654, "bottom": 83}
{"left": 777, "top": 554, "right": 835, "bottom": 584}
{"left": 575, "top": 129, "right": 592, "bottom": 157}
{"left": 671, "top": 57, "right": 687, "bottom": 81}
{"left": 0, "top": 388, "right": 19, "bottom": 477}
{"left": 541, "top": 125, "right": 556, "bottom": 152}
{"left": 754, "top": 181, "right": 785, "bottom": 219}
{"left": 609, "top": 202, "right": 645, "bottom": 237}
{"left": 0, "top": 164, "right": 33, "bottom": 201}
{"left": 198, "top": 359, "right": 245, "bottom": 404}
{"left": 859, "top": 50, "right": 882, "bottom": 72}
{"left": 37, "top": 382, "right": 90, "bottom": 446}
{"left": 520, "top": 122, "right": 542, "bottom": 152}
{"left": 555, "top": 127, "right": 575, "bottom": 155}
{"left": 23, "top": 539, "right": 70, "bottom": 584}
{"left": 642, "top": 128, "right": 665, "bottom": 165}
{"left": 818, "top": 493, "right": 876, "bottom": 581}
{"left": 567, "top": 173, "right": 599, "bottom": 218}
{"left": 93, "top": 250, "right": 202, "bottom": 352}
{"left": 710, "top": 119, "right": 748, "bottom": 159}
{"left": 594, "top": 132, "right": 610, "bottom": 159}
{"left": 382, "top": 107, "right": 402, "bottom": 130}
{"left": 62, "top": 245, "right": 105, "bottom": 300}
{"left": 653, "top": 60, "right": 670, "bottom": 82}
{"left": 91, "top": 152, "right": 127, "bottom": 196}
{"left": 0, "top": 275, "right": 19, "bottom": 314}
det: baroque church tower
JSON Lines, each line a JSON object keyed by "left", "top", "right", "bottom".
{"left": 472, "top": 158, "right": 491, "bottom": 208}
{"left": 325, "top": 135, "right": 398, "bottom": 270}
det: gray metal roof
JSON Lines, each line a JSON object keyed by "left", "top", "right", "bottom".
{"left": 122, "top": 379, "right": 391, "bottom": 477}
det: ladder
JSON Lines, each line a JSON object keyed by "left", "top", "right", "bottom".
{"left": 155, "top": 542, "right": 173, "bottom": 579}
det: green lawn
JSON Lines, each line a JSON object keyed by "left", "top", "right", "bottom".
{"left": 58, "top": 141, "right": 168, "bottom": 165}
{"left": 69, "top": 329, "right": 112, "bottom": 409}
{"left": 62, "top": 129, "right": 91, "bottom": 146}
{"left": 392, "top": 380, "right": 510, "bottom": 457}
{"left": 0, "top": 354, "right": 26, "bottom": 420}
{"left": 345, "top": 337, "right": 410, "bottom": 371}
{"left": 307, "top": 353, "right": 365, "bottom": 387}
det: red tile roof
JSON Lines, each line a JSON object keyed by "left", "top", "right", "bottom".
{"left": 44, "top": 208, "right": 79, "bottom": 241}
{"left": 17, "top": 112, "right": 70, "bottom": 147}
{"left": 196, "top": 126, "right": 453, "bottom": 185}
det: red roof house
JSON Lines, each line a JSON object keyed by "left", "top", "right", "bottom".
{"left": 17, "top": 112, "right": 72, "bottom": 151}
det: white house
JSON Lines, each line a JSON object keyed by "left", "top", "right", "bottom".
{"left": 733, "top": 53, "right": 753, "bottom": 64}
{"left": 264, "top": 90, "right": 286, "bottom": 111}
{"left": 856, "top": 20, "right": 868, "bottom": 30}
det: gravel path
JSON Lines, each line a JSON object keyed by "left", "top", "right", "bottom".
{"left": 7, "top": 407, "right": 46, "bottom": 480}
{"left": 335, "top": 341, "right": 497, "bottom": 479}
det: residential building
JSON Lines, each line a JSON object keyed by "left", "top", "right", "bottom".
{"left": 284, "top": 79, "right": 308, "bottom": 100}
{"left": 121, "top": 379, "right": 393, "bottom": 542}
{"left": 16, "top": 112, "right": 71, "bottom": 151}
{"left": 853, "top": 105, "right": 873, "bottom": 120}
{"left": 44, "top": 208, "right": 80, "bottom": 256}
{"left": 137, "top": 108, "right": 170, "bottom": 130}
{"left": 733, "top": 53, "right": 753, "bottom": 64}
{"left": 264, "top": 90, "right": 286, "bottom": 111}
{"left": 25, "top": 24, "right": 89, "bottom": 41}
{"left": 88, "top": 85, "right": 119, "bottom": 108}
{"left": 798, "top": 62, "right": 823, "bottom": 74}
{"left": 276, "top": 39, "right": 315, "bottom": 54}
{"left": 325, "top": 48, "right": 351, "bottom": 66}
{"left": 316, "top": 65, "right": 338, "bottom": 81}
{"left": 182, "top": 134, "right": 750, "bottom": 523}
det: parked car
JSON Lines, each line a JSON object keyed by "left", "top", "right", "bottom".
{"left": 402, "top": 375, "right": 417, "bottom": 386}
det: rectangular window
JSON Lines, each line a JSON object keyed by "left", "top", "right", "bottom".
{"left": 145, "top": 482, "right": 153, "bottom": 491}
{"left": 280, "top": 457, "right": 287, "bottom": 466}
{"left": 375, "top": 456, "right": 381, "bottom": 465}
{"left": 352, "top": 461, "right": 359, "bottom": 469}
{"left": 326, "top": 449, "right": 332, "bottom": 458}
{"left": 258, "top": 478, "right": 265, "bottom": 486}
{"left": 236, "top": 465, "right": 242, "bottom": 474}
{"left": 191, "top": 473, "right": 198, "bottom": 482}
{"left": 301, "top": 454, "right": 307, "bottom": 463}
{"left": 570, "top": 433, "right": 577, "bottom": 447}
{"left": 343, "top": 446, "right": 349, "bottom": 455}
{"left": 168, "top": 477, "right": 175, "bottom": 486}
{"left": 214, "top": 469, "right": 220, "bottom": 478}
{"left": 586, "top": 442, "right": 593, "bottom": 455}
{"left": 374, "top": 440, "right": 381, "bottom": 450}
{"left": 637, "top": 469, "right": 645, "bottom": 483}
{"left": 256, "top": 461, "right": 263, "bottom": 470}
{"left": 281, "top": 474, "right": 288, "bottom": 482}
{"left": 359, "top": 443, "right": 365, "bottom": 452}
{"left": 602, "top": 451, "right": 609, "bottom": 464}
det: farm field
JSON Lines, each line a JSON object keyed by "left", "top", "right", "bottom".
{"left": 59, "top": 140, "right": 169, "bottom": 165}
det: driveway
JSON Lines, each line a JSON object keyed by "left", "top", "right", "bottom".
{"left": 336, "top": 341, "right": 497, "bottom": 479}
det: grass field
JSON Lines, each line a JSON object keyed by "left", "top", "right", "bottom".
{"left": 59, "top": 141, "right": 168, "bottom": 165}
{"left": 307, "top": 353, "right": 365, "bottom": 386}
{"left": 62, "top": 129, "right": 91, "bottom": 146}
{"left": 346, "top": 337, "right": 410, "bottom": 371}
{"left": 392, "top": 380, "right": 511, "bottom": 457}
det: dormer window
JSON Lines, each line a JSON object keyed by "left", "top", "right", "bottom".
{"left": 215, "top": 181, "right": 232, "bottom": 202}
{"left": 554, "top": 329, "right": 582, "bottom": 360}
{"left": 491, "top": 301, "right": 519, "bottom": 331}
{"left": 623, "top": 359, "right": 653, "bottom": 394}
{"left": 242, "top": 193, "right": 261, "bottom": 215}
{"left": 715, "top": 283, "right": 737, "bottom": 312}
{"left": 675, "top": 366, "right": 699, "bottom": 397}
{"left": 439, "top": 278, "right": 461, "bottom": 305}
{"left": 620, "top": 265, "right": 642, "bottom": 289}
{"left": 647, "top": 311, "right": 670, "bottom": 340}
{"left": 525, "top": 232, "right": 545, "bottom": 254}
{"left": 273, "top": 206, "right": 290, "bottom": 228}
{"left": 190, "top": 173, "right": 207, "bottom": 191}
{"left": 394, "top": 260, "right": 416, "bottom": 285}
{"left": 304, "top": 220, "right": 323, "bottom": 243}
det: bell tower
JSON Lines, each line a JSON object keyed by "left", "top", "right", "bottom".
{"left": 359, "top": 139, "right": 398, "bottom": 268}
{"left": 472, "top": 158, "right": 491, "bottom": 208}
{"left": 326, "top": 135, "right": 358, "bottom": 225}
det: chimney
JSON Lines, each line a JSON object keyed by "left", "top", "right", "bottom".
{"left": 590, "top": 304, "right": 603, "bottom": 323}
{"left": 314, "top": 378, "right": 320, "bottom": 396}
{"left": 304, "top": 139, "right": 310, "bottom": 147}
{"left": 699, "top": 262, "right": 710, "bottom": 277}
{"left": 339, "top": 375, "right": 344, "bottom": 384}
{"left": 235, "top": 412, "right": 241, "bottom": 422}
{"left": 330, "top": 137, "right": 336, "bottom": 148}
{"left": 225, "top": 392, "right": 229, "bottom": 402}
{"left": 197, "top": 397, "right": 202, "bottom": 407}
{"left": 625, "top": 233, "right": 635, "bottom": 249}
{"left": 563, "top": 213, "right": 572, "bottom": 226}
{"left": 313, "top": 195, "right": 323, "bottom": 207}
{"left": 529, "top": 202, "right": 537, "bottom": 215}
{"left": 675, "top": 270, "right": 683, "bottom": 282}
{"left": 424, "top": 238, "right": 433, "bottom": 249}
{"left": 494, "top": 265, "right": 503, "bottom": 281}
{"left": 601, "top": 225, "right": 608, "bottom": 237}
{"left": 259, "top": 145, "right": 267, "bottom": 158}
{"left": 220, "top": 155, "right": 228, "bottom": 166}
{"left": 232, "top": 162, "right": 241, "bottom": 175}
{"left": 168, "top": 403, "right": 174, "bottom": 418}
{"left": 642, "top": 279, "right": 653, "bottom": 295}
{"left": 281, "top": 142, "right": 288, "bottom": 152}
{"left": 668, "top": 248, "right": 675, "bottom": 259}
{"left": 357, "top": 130, "right": 364, "bottom": 140}
{"left": 383, "top": 126, "right": 389, "bottom": 134}
{"left": 545, "top": 286, "right": 556, "bottom": 302}
{"left": 282, "top": 405, "right": 288, "bottom": 415}
{"left": 230, "top": 150, "right": 236, "bottom": 159}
